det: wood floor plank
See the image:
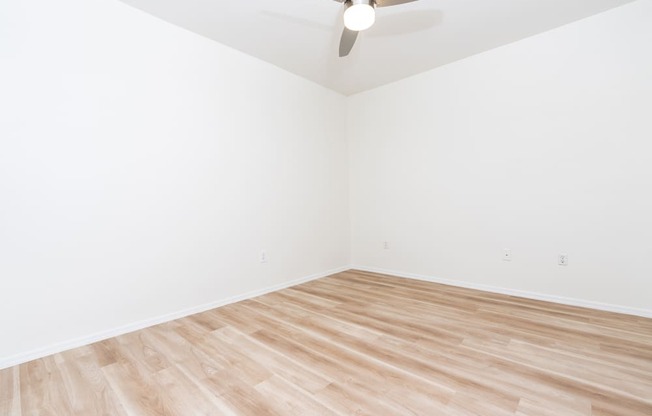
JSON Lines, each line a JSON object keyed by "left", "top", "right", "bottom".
{"left": 55, "top": 347, "right": 128, "bottom": 416}
{"left": 209, "top": 326, "right": 333, "bottom": 394}
{"left": 0, "top": 366, "right": 21, "bottom": 416}
{"left": 19, "top": 356, "right": 73, "bottom": 416}
{"left": 255, "top": 374, "right": 338, "bottom": 416}
{"left": 4, "top": 270, "right": 652, "bottom": 415}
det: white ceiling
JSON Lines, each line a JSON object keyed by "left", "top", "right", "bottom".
{"left": 118, "top": 0, "right": 634, "bottom": 95}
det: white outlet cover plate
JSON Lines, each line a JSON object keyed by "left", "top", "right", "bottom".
{"left": 558, "top": 254, "right": 568, "bottom": 266}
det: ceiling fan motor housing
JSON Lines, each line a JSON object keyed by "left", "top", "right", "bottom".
{"left": 346, "top": 0, "right": 377, "bottom": 7}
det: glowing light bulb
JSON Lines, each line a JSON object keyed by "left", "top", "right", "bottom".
{"left": 344, "top": 1, "right": 376, "bottom": 32}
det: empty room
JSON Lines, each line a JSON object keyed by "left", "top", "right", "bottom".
{"left": 1, "top": 0, "right": 651, "bottom": 414}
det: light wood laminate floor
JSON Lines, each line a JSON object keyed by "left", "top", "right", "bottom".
{"left": 2, "top": 270, "right": 652, "bottom": 415}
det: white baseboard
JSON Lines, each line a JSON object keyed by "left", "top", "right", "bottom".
{"left": 0, "top": 265, "right": 350, "bottom": 370}
{"left": 352, "top": 265, "right": 652, "bottom": 319}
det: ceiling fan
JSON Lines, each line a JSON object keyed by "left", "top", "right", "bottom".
{"left": 333, "top": 0, "right": 418, "bottom": 57}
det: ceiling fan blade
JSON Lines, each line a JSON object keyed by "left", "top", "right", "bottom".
{"left": 376, "top": 0, "right": 419, "bottom": 7}
{"left": 339, "top": 28, "right": 359, "bottom": 57}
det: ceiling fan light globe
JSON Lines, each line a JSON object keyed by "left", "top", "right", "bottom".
{"left": 344, "top": 2, "right": 376, "bottom": 32}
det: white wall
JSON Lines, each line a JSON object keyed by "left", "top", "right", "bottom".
{"left": 349, "top": 0, "right": 652, "bottom": 313}
{"left": 0, "top": 0, "right": 349, "bottom": 366}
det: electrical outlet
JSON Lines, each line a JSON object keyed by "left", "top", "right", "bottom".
{"left": 558, "top": 254, "right": 568, "bottom": 266}
{"left": 503, "top": 249, "right": 512, "bottom": 261}
{"left": 383, "top": 241, "right": 390, "bottom": 250}
{"left": 260, "top": 250, "right": 267, "bottom": 263}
